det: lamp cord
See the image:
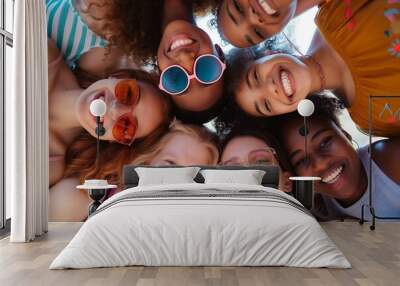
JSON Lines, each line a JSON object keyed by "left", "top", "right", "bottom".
{"left": 304, "top": 116, "right": 308, "bottom": 163}
{"left": 96, "top": 116, "right": 100, "bottom": 170}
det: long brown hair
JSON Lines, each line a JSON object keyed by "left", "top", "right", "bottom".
{"left": 64, "top": 122, "right": 170, "bottom": 185}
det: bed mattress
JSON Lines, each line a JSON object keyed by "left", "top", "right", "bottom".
{"left": 50, "top": 183, "right": 351, "bottom": 269}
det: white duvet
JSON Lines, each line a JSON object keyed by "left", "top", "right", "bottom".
{"left": 50, "top": 183, "right": 351, "bottom": 269}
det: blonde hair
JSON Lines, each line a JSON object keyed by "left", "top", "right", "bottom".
{"left": 64, "top": 121, "right": 218, "bottom": 187}
{"left": 64, "top": 122, "right": 169, "bottom": 185}
{"left": 132, "top": 120, "right": 219, "bottom": 165}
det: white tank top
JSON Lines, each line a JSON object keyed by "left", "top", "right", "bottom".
{"left": 322, "top": 145, "right": 400, "bottom": 220}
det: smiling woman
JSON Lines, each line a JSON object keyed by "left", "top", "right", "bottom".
{"left": 223, "top": 47, "right": 327, "bottom": 117}
{"left": 274, "top": 94, "right": 400, "bottom": 220}
{"left": 217, "top": 0, "right": 297, "bottom": 47}
{"left": 219, "top": 124, "right": 293, "bottom": 193}
{"left": 46, "top": 0, "right": 165, "bottom": 77}
{"left": 226, "top": 0, "right": 400, "bottom": 138}
{"left": 51, "top": 120, "right": 220, "bottom": 221}
{"left": 47, "top": 40, "right": 172, "bottom": 186}
{"left": 157, "top": 0, "right": 227, "bottom": 122}
{"left": 134, "top": 120, "right": 219, "bottom": 166}
{"left": 238, "top": 53, "right": 311, "bottom": 116}
{"left": 226, "top": 14, "right": 400, "bottom": 138}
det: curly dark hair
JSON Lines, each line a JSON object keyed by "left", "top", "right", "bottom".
{"left": 214, "top": 92, "right": 263, "bottom": 136}
{"left": 109, "top": 0, "right": 165, "bottom": 65}
{"left": 76, "top": 0, "right": 164, "bottom": 66}
{"left": 173, "top": 91, "right": 230, "bottom": 125}
{"left": 76, "top": 0, "right": 226, "bottom": 66}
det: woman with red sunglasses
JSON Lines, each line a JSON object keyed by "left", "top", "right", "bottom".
{"left": 48, "top": 40, "right": 172, "bottom": 186}
{"left": 157, "top": 0, "right": 227, "bottom": 124}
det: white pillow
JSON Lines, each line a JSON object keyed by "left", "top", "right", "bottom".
{"left": 200, "top": 169, "right": 266, "bottom": 185}
{"left": 135, "top": 167, "right": 200, "bottom": 186}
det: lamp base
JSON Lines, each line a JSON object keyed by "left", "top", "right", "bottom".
{"left": 87, "top": 188, "right": 108, "bottom": 216}
{"left": 290, "top": 177, "right": 321, "bottom": 210}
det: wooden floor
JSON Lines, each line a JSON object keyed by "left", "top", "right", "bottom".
{"left": 0, "top": 222, "right": 399, "bottom": 286}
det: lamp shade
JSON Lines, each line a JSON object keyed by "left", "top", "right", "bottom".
{"left": 90, "top": 99, "right": 107, "bottom": 117}
{"left": 297, "top": 99, "right": 315, "bottom": 117}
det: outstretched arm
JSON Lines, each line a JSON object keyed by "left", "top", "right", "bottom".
{"left": 49, "top": 177, "right": 92, "bottom": 222}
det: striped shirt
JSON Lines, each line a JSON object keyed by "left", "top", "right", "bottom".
{"left": 46, "top": 0, "right": 107, "bottom": 69}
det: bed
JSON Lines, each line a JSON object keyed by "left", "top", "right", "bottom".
{"left": 49, "top": 165, "right": 350, "bottom": 269}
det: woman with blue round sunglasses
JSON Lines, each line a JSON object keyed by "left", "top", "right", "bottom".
{"left": 157, "top": 0, "right": 227, "bottom": 121}
{"left": 159, "top": 53, "right": 226, "bottom": 96}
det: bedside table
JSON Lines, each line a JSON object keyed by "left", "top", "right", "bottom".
{"left": 77, "top": 180, "right": 117, "bottom": 216}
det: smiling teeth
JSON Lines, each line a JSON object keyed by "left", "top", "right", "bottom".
{"left": 170, "top": 38, "right": 194, "bottom": 51}
{"left": 257, "top": 0, "right": 277, "bottom": 15}
{"left": 280, "top": 71, "right": 293, "bottom": 96}
{"left": 322, "top": 166, "right": 344, "bottom": 184}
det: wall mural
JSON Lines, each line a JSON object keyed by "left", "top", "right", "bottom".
{"left": 47, "top": 0, "right": 400, "bottom": 222}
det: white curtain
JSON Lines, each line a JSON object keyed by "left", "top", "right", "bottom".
{"left": 8, "top": 0, "right": 49, "bottom": 242}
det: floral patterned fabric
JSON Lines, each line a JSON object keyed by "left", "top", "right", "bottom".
{"left": 316, "top": 0, "right": 400, "bottom": 137}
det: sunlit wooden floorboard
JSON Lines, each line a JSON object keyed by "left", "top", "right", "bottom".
{"left": 0, "top": 221, "right": 399, "bottom": 286}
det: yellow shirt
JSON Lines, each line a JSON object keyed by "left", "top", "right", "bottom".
{"left": 315, "top": 0, "right": 400, "bottom": 137}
